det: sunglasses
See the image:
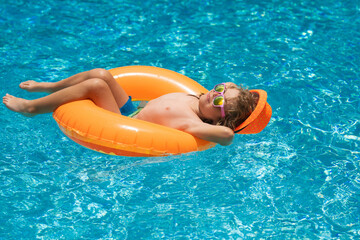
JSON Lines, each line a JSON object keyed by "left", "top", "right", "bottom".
{"left": 212, "top": 83, "right": 226, "bottom": 118}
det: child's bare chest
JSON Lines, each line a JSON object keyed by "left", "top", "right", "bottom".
{"left": 136, "top": 93, "right": 196, "bottom": 125}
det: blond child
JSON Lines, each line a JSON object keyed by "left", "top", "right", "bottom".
{"left": 3, "top": 68, "right": 256, "bottom": 146}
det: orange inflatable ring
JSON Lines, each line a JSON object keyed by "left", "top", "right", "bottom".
{"left": 53, "top": 66, "right": 216, "bottom": 157}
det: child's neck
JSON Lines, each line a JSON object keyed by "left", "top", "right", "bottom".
{"left": 187, "top": 94, "right": 212, "bottom": 124}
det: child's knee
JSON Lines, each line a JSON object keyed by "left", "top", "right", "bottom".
{"left": 89, "top": 68, "right": 110, "bottom": 80}
{"left": 85, "top": 78, "right": 109, "bottom": 92}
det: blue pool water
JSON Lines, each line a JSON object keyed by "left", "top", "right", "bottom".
{"left": 1, "top": 0, "right": 359, "bottom": 238}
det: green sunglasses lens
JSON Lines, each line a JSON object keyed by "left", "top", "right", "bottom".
{"left": 213, "top": 96, "right": 224, "bottom": 106}
{"left": 214, "top": 84, "right": 225, "bottom": 92}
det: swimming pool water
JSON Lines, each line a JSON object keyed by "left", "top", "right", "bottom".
{"left": 1, "top": 0, "right": 359, "bottom": 239}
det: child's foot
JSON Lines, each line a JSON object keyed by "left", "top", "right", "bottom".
{"left": 19, "top": 80, "right": 52, "bottom": 92}
{"left": 2, "top": 94, "right": 36, "bottom": 117}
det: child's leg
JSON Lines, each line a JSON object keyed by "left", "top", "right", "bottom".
{"left": 20, "top": 71, "right": 94, "bottom": 93}
{"left": 20, "top": 69, "right": 109, "bottom": 92}
{"left": 20, "top": 68, "right": 129, "bottom": 109}
{"left": 3, "top": 78, "right": 121, "bottom": 117}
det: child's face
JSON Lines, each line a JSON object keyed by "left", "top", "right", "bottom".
{"left": 199, "top": 82, "right": 239, "bottom": 124}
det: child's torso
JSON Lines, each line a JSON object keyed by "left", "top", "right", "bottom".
{"left": 134, "top": 93, "right": 200, "bottom": 129}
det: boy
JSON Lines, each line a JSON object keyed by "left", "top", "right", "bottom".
{"left": 3, "top": 68, "right": 256, "bottom": 146}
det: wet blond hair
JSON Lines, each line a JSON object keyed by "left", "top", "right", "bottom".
{"left": 217, "top": 85, "right": 258, "bottom": 130}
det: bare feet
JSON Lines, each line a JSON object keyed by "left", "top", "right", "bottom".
{"left": 19, "top": 80, "right": 52, "bottom": 92}
{"left": 2, "top": 94, "right": 36, "bottom": 117}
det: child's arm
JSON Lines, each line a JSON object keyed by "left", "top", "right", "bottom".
{"left": 179, "top": 120, "right": 235, "bottom": 146}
